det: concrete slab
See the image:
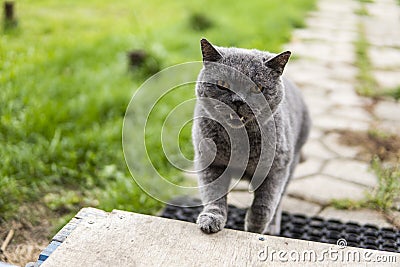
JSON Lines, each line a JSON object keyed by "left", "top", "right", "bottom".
{"left": 41, "top": 209, "right": 400, "bottom": 266}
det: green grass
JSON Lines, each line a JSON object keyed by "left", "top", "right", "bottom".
{"left": 385, "top": 86, "right": 400, "bottom": 100}
{"left": 0, "top": 0, "right": 316, "bottom": 222}
{"left": 354, "top": 6, "right": 369, "bottom": 16}
{"left": 332, "top": 158, "right": 400, "bottom": 211}
{"left": 354, "top": 23, "right": 379, "bottom": 97}
{"left": 367, "top": 159, "right": 400, "bottom": 210}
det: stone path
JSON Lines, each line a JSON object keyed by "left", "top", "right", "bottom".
{"left": 364, "top": 0, "right": 400, "bottom": 135}
{"left": 228, "top": 0, "right": 400, "bottom": 229}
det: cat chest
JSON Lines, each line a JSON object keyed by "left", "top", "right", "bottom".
{"left": 214, "top": 130, "right": 262, "bottom": 165}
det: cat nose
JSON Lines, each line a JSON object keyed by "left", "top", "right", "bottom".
{"left": 232, "top": 100, "right": 242, "bottom": 109}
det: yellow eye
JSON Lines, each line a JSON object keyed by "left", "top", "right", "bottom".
{"left": 216, "top": 80, "right": 230, "bottom": 90}
{"left": 250, "top": 84, "right": 263, "bottom": 93}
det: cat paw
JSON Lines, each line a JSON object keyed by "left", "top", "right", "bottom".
{"left": 245, "top": 211, "right": 267, "bottom": 233}
{"left": 197, "top": 212, "right": 225, "bottom": 234}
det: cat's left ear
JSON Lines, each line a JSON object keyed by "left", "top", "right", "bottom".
{"left": 201, "top": 38, "right": 222, "bottom": 62}
{"left": 265, "top": 51, "right": 291, "bottom": 75}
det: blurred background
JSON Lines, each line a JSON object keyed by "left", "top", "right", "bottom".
{"left": 0, "top": 0, "right": 316, "bottom": 264}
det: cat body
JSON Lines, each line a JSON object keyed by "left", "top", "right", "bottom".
{"left": 192, "top": 39, "right": 311, "bottom": 234}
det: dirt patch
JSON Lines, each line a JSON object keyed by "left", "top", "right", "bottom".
{"left": 335, "top": 129, "right": 400, "bottom": 163}
{"left": 0, "top": 205, "right": 52, "bottom": 266}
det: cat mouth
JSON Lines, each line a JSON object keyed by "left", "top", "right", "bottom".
{"left": 227, "top": 113, "right": 246, "bottom": 128}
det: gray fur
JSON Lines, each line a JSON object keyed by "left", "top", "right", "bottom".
{"left": 192, "top": 39, "right": 311, "bottom": 234}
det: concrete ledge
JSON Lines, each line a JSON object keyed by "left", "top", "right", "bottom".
{"left": 41, "top": 208, "right": 399, "bottom": 266}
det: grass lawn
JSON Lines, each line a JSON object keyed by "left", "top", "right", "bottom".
{"left": 0, "top": 0, "right": 315, "bottom": 246}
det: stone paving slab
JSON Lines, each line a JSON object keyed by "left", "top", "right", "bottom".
{"left": 373, "top": 122, "right": 400, "bottom": 138}
{"left": 369, "top": 46, "right": 400, "bottom": 70}
{"left": 313, "top": 114, "right": 370, "bottom": 132}
{"left": 328, "top": 65, "right": 358, "bottom": 82}
{"left": 302, "top": 96, "right": 332, "bottom": 117}
{"left": 322, "top": 159, "right": 377, "bottom": 188}
{"left": 228, "top": 193, "right": 323, "bottom": 217}
{"left": 304, "top": 18, "right": 357, "bottom": 33}
{"left": 373, "top": 70, "right": 400, "bottom": 90}
{"left": 308, "top": 128, "right": 323, "bottom": 140}
{"left": 285, "top": 60, "right": 331, "bottom": 87}
{"left": 293, "top": 28, "right": 356, "bottom": 44}
{"left": 373, "top": 100, "right": 400, "bottom": 123}
{"left": 372, "top": 100, "right": 400, "bottom": 135}
{"left": 230, "top": 179, "right": 250, "bottom": 191}
{"left": 364, "top": 0, "right": 400, "bottom": 47}
{"left": 319, "top": 207, "right": 392, "bottom": 228}
{"left": 363, "top": 24, "right": 400, "bottom": 47}
{"left": 289, "top": 42, "right": 355, "bottom": 65}
{"left": 301, "top": 140, "right": 338, "bottom": 160}
{"left": 281, "top": 196, "right": 321, "bottom": 216}
{"left": 314, "top": 80, "right": 359, "bottom": 95}
{"left": 321, "top": 132, "right": 360, "bottom": 158}
{"left": 329, "top": 107, "right": 371, "bottom": 123}
{"left": 293, "top": 157, "right": 324, "bottom": 179}
{"left": 228, "top": 191, "right": 253, "bottom": 209}
{"left": 287, "top": 174, "right": 368, "bottom": 205}
{"left": 328, "top": 93, "right": 366, "bottom": 108}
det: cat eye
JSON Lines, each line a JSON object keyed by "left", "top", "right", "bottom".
{"left": 216, "top": 80, "right": 230, "bottom": 90}
{"left": 250, "top": 84, "right": 264, "bottom": 94}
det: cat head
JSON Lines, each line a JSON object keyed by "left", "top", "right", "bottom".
{"left": 196, "top": 38, "right": 291, "bottom": 129}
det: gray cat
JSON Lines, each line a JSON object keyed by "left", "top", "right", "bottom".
{"left": 192, "top": 39, "right": 311, "bottom": 234}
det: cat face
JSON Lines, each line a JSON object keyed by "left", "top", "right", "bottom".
{"left": 196, "top": 39, "right": 290, "bottom": 129}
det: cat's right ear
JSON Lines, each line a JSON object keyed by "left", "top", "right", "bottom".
{"left": 201, "top": 38, "right": 222, "bottom": 62}
{"left": 265, "top": 51, "right": 291, "bottom": 75}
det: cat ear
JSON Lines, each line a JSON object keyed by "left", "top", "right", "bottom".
{"left": 265, "top": 51, "right": 291, "bottom": 75}
{"left": 201, "top": 38, "right": 222, "bottom": 62}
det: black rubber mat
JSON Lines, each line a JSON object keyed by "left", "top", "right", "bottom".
{"left": 161, "top": 197, "right": 400, "bottom": 253}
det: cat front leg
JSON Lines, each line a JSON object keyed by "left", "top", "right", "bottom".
{"left": 244, "top": 183, "right": 272, "bottom": 233}
{"left": 245, "top": 166, "right": 290, "bottom": 234}
{"left": 197, "top": 196, "right": 227, "bottom": 233}
{"left": 264, "top": 153, "right": 300, "bottom": 235}
{"left": 264, "top": 201, "right": 282, "bottom": 235}
{"left": 196, "top": 166, "right": 231, "bottom": 233}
